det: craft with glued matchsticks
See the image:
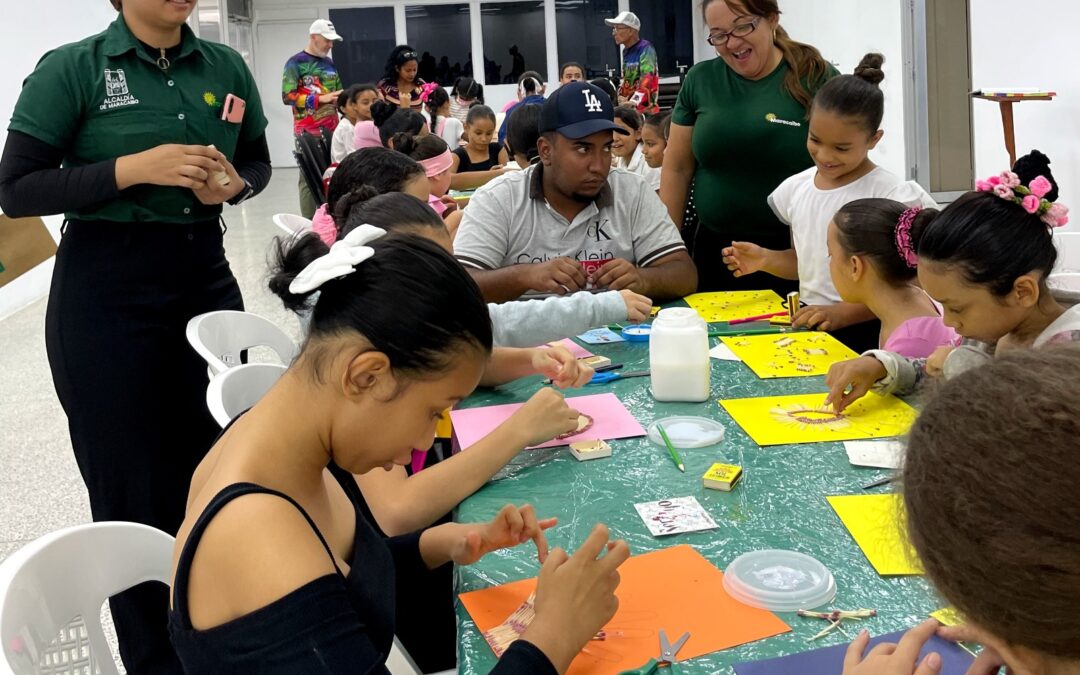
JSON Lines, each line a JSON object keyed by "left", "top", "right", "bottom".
{"left": 719, "top": 392, "right": 917, "bottom": 446}
{"left": 684, "top": 290, "right": 786, "bottom": 324}
{"left": 720, "top": 332, "right": 858, "bottom": 379}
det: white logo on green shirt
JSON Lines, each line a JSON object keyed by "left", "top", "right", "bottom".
{"left": 100, "top": 69, "right": 139, "bottom": 110}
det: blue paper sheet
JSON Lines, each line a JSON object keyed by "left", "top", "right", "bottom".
{"left": 577, "top": 328, "right": 625, "bottom": 344}
{"left": 731, "top": 630, "right": 973, "bottom": 675}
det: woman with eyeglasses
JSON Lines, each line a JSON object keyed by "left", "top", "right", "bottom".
{"left": 378, "top": 44, "right": 427, "bottom": 110}
{"left": 659, "top": 0, "right": 837, "bottom": 294}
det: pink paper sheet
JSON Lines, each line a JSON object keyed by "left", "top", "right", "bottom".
{"left": 450, "top": 393, "right": 646, "bottom": 450}
{"left": 539, "top": 338, "right": 594, "bottom": 360}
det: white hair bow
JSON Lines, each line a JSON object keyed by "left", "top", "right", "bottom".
{"left": 289, "top": 224, "right": 387, "bottom": 294}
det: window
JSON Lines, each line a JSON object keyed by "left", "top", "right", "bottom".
{"left": 406, "top": 4, "right": 472, "bottom": 86}
{"left": 481, "top": 2, "right": 548, "bottom": 83}
{"left": 556, "top": 0, "right": 620, "bottom": 80}
{"left": 629, "top": 0, "right": 694, "bottom": 77}
{"left": 329, "top": 7, "right": 397, "bottom": 85}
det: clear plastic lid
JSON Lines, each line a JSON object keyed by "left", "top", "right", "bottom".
{"left": 722, "top": 550, "right": 837, "bottom": 612}
{"left": 647, "top": 416, "right": 726, "bottom": 448}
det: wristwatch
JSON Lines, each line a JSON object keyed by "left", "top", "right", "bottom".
{"left": 228, "top": 179, "right": 255, "bottom": 206}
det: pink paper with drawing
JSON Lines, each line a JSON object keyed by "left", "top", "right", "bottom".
{"left": 450, "top": 393, "right": 646, "bottom": 450}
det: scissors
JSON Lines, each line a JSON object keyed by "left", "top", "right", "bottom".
{"left": 618, "top": 629, "right": 690, "bottom": 674}
{"left": 588, "top": 369, "right": 650, "bottom": 385}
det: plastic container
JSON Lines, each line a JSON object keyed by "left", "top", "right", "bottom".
{"left": 723, "top": 550, "right": 837, "bottom": 612}
{"left": 649, "top": 308, "right": 710, "bottom": 402}
{"left": 647, "top": 416, "right": 725, "bottom": 448}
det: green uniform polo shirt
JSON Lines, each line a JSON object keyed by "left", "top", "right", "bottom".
{"left": 672, "top": 59, "right": 836, "bottom": 240}
{"left": 8, "top": 15, "right": 267, "bottom": 223}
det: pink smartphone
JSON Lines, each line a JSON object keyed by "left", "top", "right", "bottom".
{"left": 221, "top": 93, "right": 246, "bottom": 123}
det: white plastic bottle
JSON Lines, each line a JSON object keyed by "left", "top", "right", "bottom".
{"left": 649, "top": 307, "right": 711, "bottom": 402}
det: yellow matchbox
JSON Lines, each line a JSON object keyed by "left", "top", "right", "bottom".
{"left": 702, "top": 463, "right": 743, "bottom": 491}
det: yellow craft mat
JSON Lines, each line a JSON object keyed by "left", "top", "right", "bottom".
{"left": 827, "top": 494, "right": 923, "bottom": 576}
{"left": 721, "top": 332, "right": 858, "bottom": 378}
{"left": 719, "top": 392, "right": 917, "bottom": 446}
{"left": 930, "top": 607, "right": 963, "bottom": 627}
{"left": 684, "top": 290, "right": 786, "bottom": 323}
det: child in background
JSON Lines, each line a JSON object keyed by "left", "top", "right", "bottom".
{"left": 827, "top": 199, "right": 957, "bottom": 357}
{"left": 589, "top": 77, "right": 618, "bottom": 104}
{"left": 338, "top": 192, "right": 653, "bottom": 348}
{"left": 499, "top": 71, "right": 546, "bottom": 146}
{"left": 825, "top": 150, "right": 1075, "bottom": 412}
{"left": 504, "top": 103, "right": 543, "bottom": 169}
{"left": 640, "top": 112, "right": 669, "bottom": 172}
{"left": 310, "top": 147, "right": 431, "bottom": 247}
{"left": 330, "top": 84, "right": 376, "bottom": 163}
{"left": 395, "top": 134, "right": 464, "bottom": 237}
{"left": 559, "top": 62, "right": 585, "bottom": 84}
{"left": 369, "top": 99, "right": 427, "bottom": 150}
{"left": 842, "top": 345, "right": 1080, "bottom": 675}
{"left": 612, "top": 105, "right": 661, "bottom": 191}
{"left": 448, "top": 76, "right": 483, "bottom": 123}
{"left": 450, "top": 105, "right": 509, "bottom": 189}
{"left": 722, "top": 53, "right": 936, "bottom": 352}
{"left": 423, "top": 85, "right": 465, "bottom": 148}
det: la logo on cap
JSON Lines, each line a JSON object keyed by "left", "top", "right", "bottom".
{"left": 582, "top": 89, "right": 603, "bottom": 113}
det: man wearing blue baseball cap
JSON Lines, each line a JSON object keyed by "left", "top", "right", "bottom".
{"left": 454, "top": 81, "right": 696, "bottom": 303}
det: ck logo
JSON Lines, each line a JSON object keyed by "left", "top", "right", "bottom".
{"left": 104, "top": 69, "right": 129, "bottom": 97}
{"left": 582, "top": 89, "right": 603, "bottom": 113}
{"left": 587, "top": 219, "right": 612, "bottom": 241}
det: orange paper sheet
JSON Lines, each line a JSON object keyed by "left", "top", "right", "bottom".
{"left": 459, "top": 545, "right": 790, "bottom": 674}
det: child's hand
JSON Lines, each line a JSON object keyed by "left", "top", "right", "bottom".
{"left": 523, "top": 524, "right": 630, "bottom": 674}
{"left": 508, "top": 388, "right": 582, "bottom": 446}
{"left": 619, "top": 289, "right": 653, "bottom": 323}
{"left": 825, "top": 356, "right": 887, "bottom": 413}
{"left": 794, "top": 304, "right": 855, "bottom": 332}
{"left": 450, "top": 504, "right": 556, "bottom": 565}
{"left": 842, "top": 620, "right": 943, "bottom": 675}
{"left": 722, "top": 241, "right": 770, "bottom": 278}
{"left": 438, "top": 194, "right": 459, "bottom": 214}
{"left": 531, "top": 346, "right": 594, "bottom": 389}
{"left": 936, "top": 624, "right": 1006, "bottom": 673}
{"left": 925, "top": 346, "right": 954, "bottom": 378}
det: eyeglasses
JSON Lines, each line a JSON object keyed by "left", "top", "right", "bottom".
{"left": 706, "top": 16, "right": 762, "bottom": 46}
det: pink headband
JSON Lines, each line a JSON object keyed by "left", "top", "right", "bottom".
{"left": 894, "top": 207, "right": 922, "bottom": 269}
{"left": 975, "top": 171, "right": 1070, "bottom": 227}
{"left": 419, "top": 149, "right": 453, "bottom": 177}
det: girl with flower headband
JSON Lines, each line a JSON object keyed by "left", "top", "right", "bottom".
{"left": 826, "top": 198, "right": 958, "bottom": 357}
{"left": 377, "top": 44, "right": 426, "bottom": 110}
{"left": 825, "top": 149, "right": 1076, "bottom": 412}
{"left": 169, "top": 227, "right": 629, "bottom": 673}
{"left": 422, "top": 85, "right": 466, "bottom": 149}
{"left": 722, "top": 53, "right": 937, "bottom": 352}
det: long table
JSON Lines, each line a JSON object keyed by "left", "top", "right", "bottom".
{"left": 453, "top": 321, "right": 940, "bottom": 673}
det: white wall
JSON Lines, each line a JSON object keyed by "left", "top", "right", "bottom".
{"left": 0, "top": 1, "right": 116, "bottom": 319}
{"left": 970, "top": 0, "right": 1077, "bottom": 230}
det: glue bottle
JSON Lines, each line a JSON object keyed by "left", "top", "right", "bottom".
{"left": 649, "top": 307, "right": 710, "bottom": 402}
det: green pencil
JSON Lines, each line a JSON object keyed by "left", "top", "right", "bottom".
{"left": 655, "top": 423, "right": 685, "bottom": 472}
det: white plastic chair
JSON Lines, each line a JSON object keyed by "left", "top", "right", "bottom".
{"left": 0, "top": 522, "right": 174, "bottom": 675}
{"left": 205, "top": 362, "right": 287, "bottom": 428}
{"left": 273, "top": 213, "right": 313, "bottom": 235}
{"left": 187, "top": 310, "right": 298, "bottom": 378}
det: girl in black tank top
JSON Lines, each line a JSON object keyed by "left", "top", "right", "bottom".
{"left": 168, "top": 233, "right": 629, "bottom": 673}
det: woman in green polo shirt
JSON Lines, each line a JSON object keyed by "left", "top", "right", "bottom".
{"left": 0, "top": 0, "right": 269, "bottom": 671}
{"left": 660, "top": 0, "right": 835, "bottom": 294}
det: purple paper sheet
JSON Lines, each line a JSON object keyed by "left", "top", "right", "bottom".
{"left": 731, "top": 630, "right": 973, "bottom": 675}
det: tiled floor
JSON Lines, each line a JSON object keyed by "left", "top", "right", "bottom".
{"left": 0, "top": 168, "right": 308, "bottom": 668}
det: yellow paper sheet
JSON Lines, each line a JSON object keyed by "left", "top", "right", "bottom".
{"left": 684, "top": 290, "right": 786, "bottom": 323}
{"left": 719, "top": 392, "right": 917, "bottom": 446}
{"left": 930, "top": 607, "right": 963, "bottom": 627}
{"left": 721, "top": 332, "right": 858, "bottom": 378}
{"left": 828, "top": 494, "right": 923, "bottom": 576}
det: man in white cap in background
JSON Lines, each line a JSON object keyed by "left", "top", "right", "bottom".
{"left": 605, "top": 11, "right": 659, "bottom": 114}
{"left": 283, "top": 19, "right": 343, "bottom": 217}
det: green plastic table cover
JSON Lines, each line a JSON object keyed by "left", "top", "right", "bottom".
{"left": 453, "top": 314, "right": 940, "bottom": 674}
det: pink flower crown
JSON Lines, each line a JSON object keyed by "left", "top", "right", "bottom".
{"left": 975, "top": 171, "right": 1069, "bottom": 227}
{"left": 894, "top": 207, "right": 922, "bottom": 269}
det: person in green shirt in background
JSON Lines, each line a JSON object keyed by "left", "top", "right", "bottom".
{"left": 660, "top": 0, "right": 836, "bottom": 294}
{"left": 0, "top": 0, "right": 270, "bottom": 671}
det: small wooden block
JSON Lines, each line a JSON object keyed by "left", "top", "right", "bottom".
{"left": 569, "top": 439, "right": 612, "bottom": 461}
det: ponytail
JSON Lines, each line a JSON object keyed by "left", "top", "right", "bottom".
{"left": 773, "top": 25, "right": 832, "bottom": 110}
